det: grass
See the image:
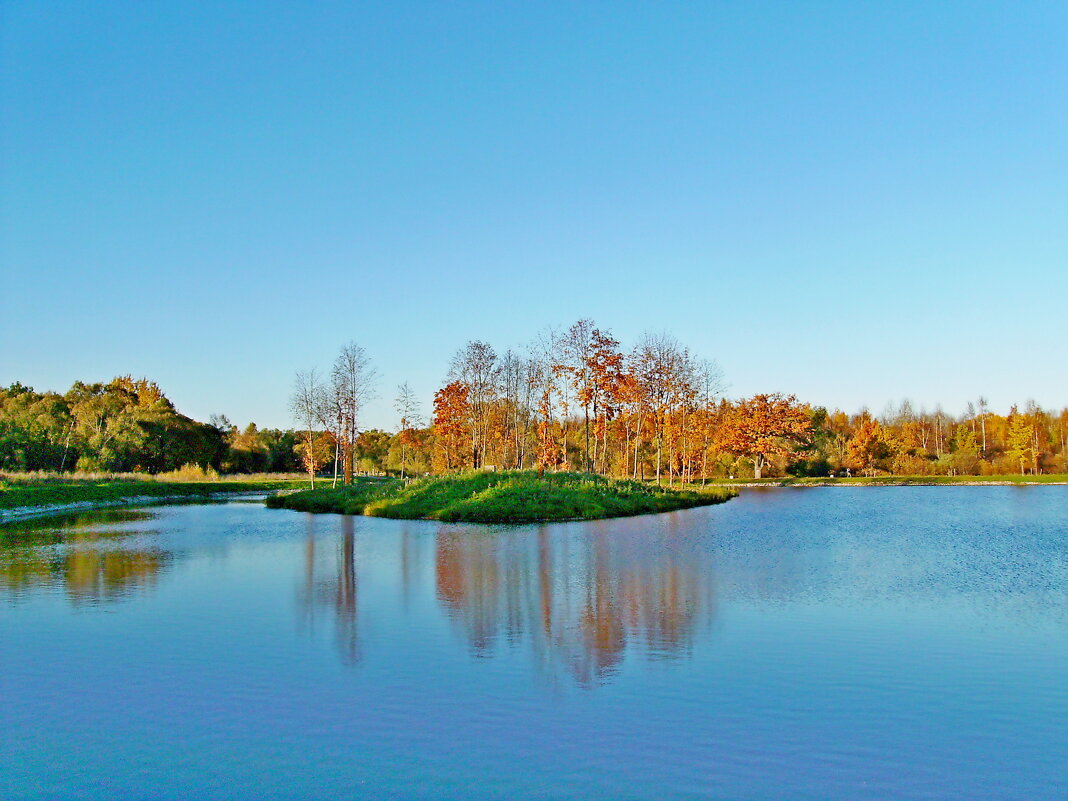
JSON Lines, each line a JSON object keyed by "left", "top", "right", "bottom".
{"left": 0, "top": 473, "right": 312, "bottom": 512}
{"left": 264, "top": 477, "right": 403, "bottom": 514}
{"left": 267, "top": 471, "right": 738, "bottom": 524}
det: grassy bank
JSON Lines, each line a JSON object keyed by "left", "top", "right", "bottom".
{"left": 267, "top": 471, "right": 738, "bottom": 523}
{"left": 0, "top": 474, "right": 311, "bottom": 514}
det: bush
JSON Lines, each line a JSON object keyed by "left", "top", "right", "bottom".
{"left": 156, "top": 463, "right": 220, "bottom": 482}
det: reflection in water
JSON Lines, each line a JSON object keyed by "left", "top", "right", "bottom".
{"left": 0, "top": 511, "right": 167, "bottom": 606}
{"left": 435, "top": 518, "right": 715, "bottom": 687}
{"left": 299, "top": 515, "right": 360, "bottom": 664}
{"left": 4, "top": 491, "right": 1068, "bottom": 800}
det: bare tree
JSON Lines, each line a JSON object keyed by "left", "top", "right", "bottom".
{"left": 631, "top": 332, "right": 690, "bottom": 485}
{"left": 291, "top": 368, "right": 328, "bottom": 487}
{"left": 977, "top": 396, "right": 989, "bottom": 456}
{"left": 560, "top": 319, "right": 595, "bottom": 471}
{"left": 695, "top": 358, "right": 726, "bottom": 485}
{"left": 449, "top": 340, "right": 498, "bottom": 468}
{"left": 394, "top": 382, "right": 424, "bottom": 479}
{"left": 332, "top": 342, "right": 378, "bottom": 485}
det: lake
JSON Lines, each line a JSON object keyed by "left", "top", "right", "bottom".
{"left": 2, "top": 488, "right": 1066, "bottom": 800}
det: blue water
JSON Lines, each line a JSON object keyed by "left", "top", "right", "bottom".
{"left": 1, "top": 488, "right": 1066, "bottom": 799}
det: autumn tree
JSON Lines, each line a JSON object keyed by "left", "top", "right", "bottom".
{"left": 694, "top": 359, "right": 725, "bottom": 484}
{"left": 1006, "top": 410, "right": 1035, "bottom": 475}
{"left": 449, "top": 341, "right": 498, "bottom": 468}
{"left": 560, "top": 319, "right": 596, "bottom": 471}
{"left": 290, "top": 369, "right": 328, "bottom": 486}
{"left": 497, "top": 350, "right": 539, "bottom": 469}
{"left": 587, "top": 328, "right": 625, "bottom": 474}
{"left": 952, "top": 426, "right": 980, "bottom": 475}
{"left": 846, "top": 416, "right": 898, "bottom": 476}
{"left": 720, "top": 393, "right": 812, "bottom": 479}
{"left": 631, "top": 332, "right": 691, "bottom": 484}
{"left": 433, "top": 381, "right": 471, "bottom": 472}
{"left": 530, "top": 329, "right": 564, "bottom": 472}
{"left": 394, "top": 382, "right": 424, "bottom": 479}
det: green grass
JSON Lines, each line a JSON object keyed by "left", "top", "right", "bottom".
{"left": 0, "top": 476, "right": 311, "bottom": 512}
{"left": 268, "top": 471, "right": 738, "bottom": 524}
{"left": 264, "top": 477, "right": 402, "bottom": 514}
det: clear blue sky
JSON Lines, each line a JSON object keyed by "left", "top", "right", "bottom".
{"left": 3, "top": 1, "right": 1066, "bottom": 430}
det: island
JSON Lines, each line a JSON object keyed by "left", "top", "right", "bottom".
{"left": 266, "top": 471, "right": 738, "bottom": 524}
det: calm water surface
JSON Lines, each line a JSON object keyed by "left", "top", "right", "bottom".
{"left": 1, "top": 488, "right": 1066, "bottom": 800}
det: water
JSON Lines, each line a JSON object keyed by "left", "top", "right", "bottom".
{"left": 1, "top": 488, "right": 1066, "bottom": 800}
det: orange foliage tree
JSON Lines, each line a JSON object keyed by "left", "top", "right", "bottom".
{"left": 847, "top": 416, "right": 898, "bottom": 476}
{"left": 432, "top": 381, "right": 471, "bottom": 472}
{"left": 719, "top": 393, "right": 811, "bottom": 479}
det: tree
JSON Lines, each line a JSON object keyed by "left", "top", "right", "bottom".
{"left": 332, "top": 342, "right": 378, "bottom": 485}
{"left": 694, "top": 359, "right": 726, "bottom": 484}
{"left": 976, "top": 396, "right": 989, "bottom": 455}
{"left": 631, "top": 333, "right": 692, "bottom": 484}
{"left": 846, "top": 416, "right": 898, "bottom": 476}
{"left": 355, "top": 429, "right": 392, "bottom": 474}
{"left": 394, "top": 382, "right": 424, "bottom": 479}
{"left": 1006, "top": 410, "right": 1034, "bottom": 476}
{"left": 433, "top": 381, "right": 471, "bottom": 472}
{"left": 587, "top": 328, "right": 625, "bottom": 474}
{"left": 560, "top": 319, "right": 596, "bottom": 471}
{"left": 449, "top": 341, "right": 498, "bottom": 468}
{"left": 951, "top": 426, "right": 980, "bottom": 475}
{"left": 290, "top": 369, "right": 327, "bottom": 486}
{"left": 295, "top": 432, "right": 332, "bottom": 480}
{"left": 720, "top": 393, "right": 812, "bottom": 479}
{"left": 497, "top": 350, "right": 538, "bottom": 469}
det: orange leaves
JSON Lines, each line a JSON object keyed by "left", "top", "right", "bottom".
{"left": 433, "top": 381, "right": 472, "bottom": 471}
{"left": 846, "top": 416, "right": 898, "bottom": 474}
{"left": 719, "top": 393, "right": 812, "bottom": 479}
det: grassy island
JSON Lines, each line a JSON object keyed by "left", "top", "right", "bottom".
{"left": 266, "top": 471, "right": 738, "bottom": 524}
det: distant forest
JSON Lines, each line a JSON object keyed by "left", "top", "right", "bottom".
{"left": 3, "top": 322, "right": 1066, "bottom": 480}
{"left": 0, "top": 377, "right": 300, "bottom": 475}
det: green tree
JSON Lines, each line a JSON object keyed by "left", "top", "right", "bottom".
{"left": 1006, "top": 413, "right": 1034, "bottom": 475}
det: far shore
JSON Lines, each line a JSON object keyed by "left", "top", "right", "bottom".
{"left": 0, "top": 477, "right": 311, "bottom": 524}
{"left": 0, "top": 492, "right": 270, "bottom": 524}
{"left": 1, "top": 473, "right": 1065, "bottom": 525}
{"left": 703, "top": 475, "right": 1068, "bottom": 487}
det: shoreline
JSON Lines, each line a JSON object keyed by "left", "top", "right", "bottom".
{"left": 3, "top": 477, "right": 1064, "bottom": 525}
{"left": 0, "top": 490, "right": 274, "bottom": 524}
{"left": 705, "top": 478, "right": 1068, "bottom": 488}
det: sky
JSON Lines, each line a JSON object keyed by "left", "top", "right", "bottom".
{"left": 2, "top": 0, "right": 1066, "bottom": 430}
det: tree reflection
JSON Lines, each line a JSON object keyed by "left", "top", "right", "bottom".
{"left": 435, "top": 518, "right": 715, "bottom": 687}
{"left": 299, "top": 514, "right": 360, "bottom": 665}
{"left": 0, "top": 511, "right": 166, "bottom": 605}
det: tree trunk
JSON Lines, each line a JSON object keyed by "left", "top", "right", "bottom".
{"left": 584, "top": 406, "right": 591, "bottom": 472}
{"left": 655, "top": 436, "right": 662, "bottom": 486}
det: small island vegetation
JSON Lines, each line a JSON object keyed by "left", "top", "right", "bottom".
{"left": 266, "top": 471, "right": 737, "bottom": 524}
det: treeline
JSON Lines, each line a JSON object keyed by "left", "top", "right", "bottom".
{"left": 0, "top": 377, "right": 302, "bottom": 474}
{"left": 296, "top": 322, "right": 1068, "bottom": 483}
{"left": 806, "top": 401, "right": 1068, "bottom": 478}
{"left": 5, "top": 323, "right": 1065, "bottom": 481}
